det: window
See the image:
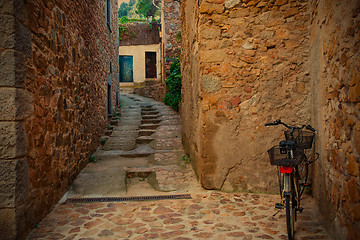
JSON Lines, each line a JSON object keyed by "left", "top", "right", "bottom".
{"left": 145, "top": 52, "right": 157, "bottom": 79}
{"left": 106, "top": 0, "right": 111, "bottom": 30}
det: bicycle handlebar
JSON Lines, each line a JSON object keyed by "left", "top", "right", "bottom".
{"left": 265, "top": 122, "right": 278, "bottom": 126}
{"left": 265, "top": 119, "right": 316, "bottom": 132}
{"left": 306, "top": 125, "right": 316, "bottom": 132}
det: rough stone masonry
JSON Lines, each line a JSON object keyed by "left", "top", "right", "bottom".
{"left": 0, "top": 0, "right": 119, "bottom": 239}
{"left": 181, "top": 0, "right": 360, "bottom": 239}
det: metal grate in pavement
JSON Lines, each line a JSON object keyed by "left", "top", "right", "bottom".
{"left": 66, "top": 194, "right": 192, "bottom": 203}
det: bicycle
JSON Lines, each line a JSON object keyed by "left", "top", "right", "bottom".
{"left": 265, "top": 120, "right": 318, "bottom": 240}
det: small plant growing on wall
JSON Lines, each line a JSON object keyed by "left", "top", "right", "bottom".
{"left": 89, "top": 154, "right": 96, "bottom": 163}
{"left": 176, "top": 31, "right": 181, "bottom": 42}
{"left": 119, "top": 26, "right": 128, "bottom": 40}
{"left": 100, "top": 138, "right": 107, "bottom": 146}
{"left": 182, "top": 154, "right": 190, "bottom": 164}
{"left": 163, "top": 56, "right": 181, "bottom": 111}
{"left": 119, "top": 25, "right": 136, "bottom": 41}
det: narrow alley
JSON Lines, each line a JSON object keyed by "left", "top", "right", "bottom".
{"left": 2, "top": 0, "right": 359, "bottom": 239}
{"left": 27, "top": 94, "right": 330, "bottom": 240}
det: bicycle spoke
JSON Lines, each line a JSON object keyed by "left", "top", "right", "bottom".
{"left": 296, "top": 159, "right": 308, "bottom": 197}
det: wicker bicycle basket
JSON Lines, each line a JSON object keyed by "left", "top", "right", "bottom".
{"left": 284, "top": 130, "right": 315, "bottom": 149}
{"left": 267, "top": 146, "right": 305, "bottom": 167}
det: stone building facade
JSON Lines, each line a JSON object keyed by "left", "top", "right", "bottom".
{"left": 129, "top": 0, "right": 181, "bottom": 101}
{"left": 181, "top": 0, "right": 359, "bottom": 239}
{"left": 0, "top": 0, "right": 119, "bottom": 239}
{"left": 162, "top": 0, "right": 181, "bottom": 76}
{"left": 119, "top": 23, "right": 162, "bottom": 85}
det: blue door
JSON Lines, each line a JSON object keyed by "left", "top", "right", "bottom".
{"left": 119, "top": 56, "right": 133, "bottom": 82}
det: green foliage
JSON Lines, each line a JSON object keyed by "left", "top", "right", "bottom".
{"left": 176, "top": 31, "right": 181, "bottom": 42}
{"left": 129, "top": 0, "right": 136, "bottom": 7}
{"left": 119, "top": 25, "right": 136, "bottom": 40}
{"left": 136, "top": 0, "right": 158, "bottom": 18}
{"left": 118, "top": 2, "right": 130, "bottom": 18}
{"left": 119, "top": 18, "right": 146, "bottom": 24}
{"left": 118, "top": 0, "right": 137, "bottom": 18}
{"left": 100, "top": 138, "right": 107, "bottom": 146}
{"left": 182, "top": 155, "right": 190, "bottom": 164}
{"left": 163, "top": 57, "right": 181, "bottom": 111}
{"left": 89, "top": 154, "right": 96, "bottom": 163}
{"left": 119, "top": 26, "right": 127, "bottom": 40}
{"left": 119, "top": 16, "right": 129, "bottom": 24}
{"left": 119, "top": 26, "right": 127, "bottom": 35}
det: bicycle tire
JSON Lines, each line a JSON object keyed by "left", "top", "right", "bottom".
{"left": 296, "top": 157, "right": 309, "bottom": 198}
{"left": 285, "top": 194, "right": 295, "bottom": 240}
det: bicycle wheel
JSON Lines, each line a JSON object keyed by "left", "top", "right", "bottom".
{"left": 285, "top": 194, "right": 295, "bottom": 240}
{"left": 296, "top": 157, "right": 308, "bottom": 197}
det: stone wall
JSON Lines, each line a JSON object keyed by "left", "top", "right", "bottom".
{"left": 119, "top": 23, "right": 160, "bottom": 46}
{"left": 182, "top": 0, "right": 360, "bottom": 238}
{"left": 181, "top": 0, "right": 311, "bottom": 192}
{"left": 310, "top": 0, "right": 360, "bottom": 239}
{"left": 0, "top": 1, "right": 32, "bottom": 239}
{"left": 163, "top": 0, "right": 181, "bottom": 75}
{"left": 181, "top": 0, "right": 202, "bottom": 181}
{"left": 0, "top": 0, "right": 119, "bottom": 239}
{"left": 134, "top": 81, "right": 166, "bottom": 102}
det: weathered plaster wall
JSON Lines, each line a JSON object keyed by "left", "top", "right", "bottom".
{"left": 0, "top": 0, "right": 119, "bottom": 239}
{"left": 310, "top": 0, "right": 360, "bottom": 239}
{"left": 119, "top": 44, "right": 162, "bottom": 84}
{"left": 181, "top": 0, "right": 311, "bottom": 192}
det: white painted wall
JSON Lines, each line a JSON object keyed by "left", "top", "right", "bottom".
{"left": 119, "top": 44, "right": 161, "bottom": 84}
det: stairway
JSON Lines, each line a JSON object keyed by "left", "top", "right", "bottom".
{"left": 64, "top": 93, "right": 198, "bottom": 200}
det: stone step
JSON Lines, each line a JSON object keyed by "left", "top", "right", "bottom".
{"left": 67, "top": 165, "right": 127, "bottom": 197}
{"left": 121, "top": 152, "right": 152, "bottom": 158}
{"left": 142, "top": 119, "right": 161, "bottom": 124}
{"left": 136, "top": 136, "right": 154, "bottom": 144}
{"left": 110, "top": 120, "right": 118, "bottom": 125}
{"left": 140, "top": 124, "right": 159, "bottom": 130}
{"left": 139, "top": 129, "right": 156, "bottom": 136}
{"left": 141, "top": 107, "right": 156, "bottom": 111}
{"left": 142, "top": 115, "right": 159, "bottom": 120}
{"left": 141, "top": 111, "right": 159, "bottom": 115}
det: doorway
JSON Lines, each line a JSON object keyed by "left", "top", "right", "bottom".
{"left": 119, "top": 56, "right": 133, "bottom": 82}
{"left": 145, "top": 52, "right": 157, "bottom": 79}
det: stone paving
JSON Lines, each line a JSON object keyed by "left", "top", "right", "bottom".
{"left": 27, "top": 94, "right": 331, "bottom": 240}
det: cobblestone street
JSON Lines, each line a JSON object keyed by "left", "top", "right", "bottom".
{"left": 27, "top": 94, "right": 330, "bottom": 240}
